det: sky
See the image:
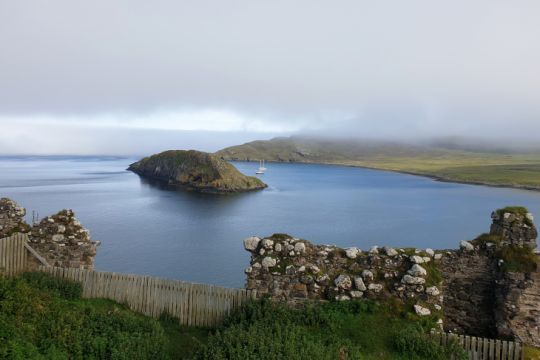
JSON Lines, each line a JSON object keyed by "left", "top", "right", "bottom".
{"left": 0, "top": 0, "right": 539, "bottom": 155}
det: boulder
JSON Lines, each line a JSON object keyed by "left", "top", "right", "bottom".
{"left": 425, "top": 248, "right": 435, "bottom": 257}
{"left": 414, "top": 305, "right": 431, "bottom": 316}
{"left": 361, "top": 270, "right": 374, "bottom": 281}
{"left": 243, "top": 236, "right": 261, "bottom": 251}
{"left": 350, "top": 291, "right": 363, "bottom": 298}
{"left": 294, "top": 242, "right": 306, "bottom": 254}
{"left": 459, "top": 240, "right": 474, "bottom": 252}
{"left": 402, "top": 275, "right": 426, "bottom": 285}
{"left": 384, "top": 247, "right": 398, "bottom": 257}
{"left": 369, "top": 246, "right": 379, "bottom": 254}
{"left": 410, "top": 255, "right": 425, "bottom": 264}
{"left": 261, "top": 257, "right": 277, "bottom": 268}
{"left": 334, "top": 274, "right": 352, "bottom": 290}
{"left": 407, "top": 264, "right": 427, "bottom": 277}
{"left": 354, "top": 277, "right": 367, "bottom": 291}
{"left": 426, "top": 286, "right": 440, "bottom": 296}
{"left": 345, "top": 247, "right": 360, "bottom": 259}
{"left": 368, "top": 283, "right": 384, "bottom": 293}
{"left": 261, "top": 238, "right": 274, "bottom": 249}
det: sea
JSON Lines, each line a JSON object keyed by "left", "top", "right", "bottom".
{"left": 1, "top": 156, "right": 539, "bottom": 287}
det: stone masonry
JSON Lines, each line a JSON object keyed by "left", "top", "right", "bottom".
{"left": 244, "top": 208, "right": 539, "bottom": 346}
{"left": 0, "top": 198, "right": 99, "bottom": 270}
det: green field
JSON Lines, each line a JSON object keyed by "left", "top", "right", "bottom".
{"left": 216, "top": 137, "right": 540, "bottom": 189}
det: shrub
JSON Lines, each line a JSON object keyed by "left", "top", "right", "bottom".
{"left": 496, "top": 206, "right": 533, "bottom": 226}
{"left": 498, "top": 245, "right": 537, "bottom": 273}
{"left": 392, "top": 327, "right": 467, "bottom": 360}
{"left": 0, "top": 273, "right": 168, "bottom": 359}
{"left": 471, "top": 233, "right": 503, "bottom": 248}
{"left": 21, "top": 272, "right": 82, "bottom": 300}
{"left": 195, "top": 298, "right": 451, "bottom": 359}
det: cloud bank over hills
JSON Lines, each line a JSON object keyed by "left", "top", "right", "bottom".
{"left": 1, "top": 1, "right": 539, "bottom": 154}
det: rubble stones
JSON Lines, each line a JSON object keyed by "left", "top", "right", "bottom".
{"left": 243, "top": 236, "right": 261, "bottom": 251}
{"left": 459, "top": 240, "right": 474, "bottom": 252}
{"left": 414, "top": 305, "right": 431, "bottom": 316}
{"left": 354, "top": 277, "right": 367, "bottom": 291}
{"left": 410, "top": 255, "right": 425, "bottom": 264}
{"left": 334, "top": 274, "right": 352, "bottom": 290}
{"left": 408, "top": 264, "right": 427, "bottom": 277}
{"left": 345, "top": 247, "right": 360, "bottom": 259}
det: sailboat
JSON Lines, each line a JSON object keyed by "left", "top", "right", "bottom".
{"left": 255, "top": 160, "right": 266, "bottom": 174}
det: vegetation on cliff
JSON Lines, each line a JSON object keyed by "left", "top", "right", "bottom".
{"left": 216, "top": 137, "right": 540, "bottom": 190}
{"left": 128, "top": 150, "right": 266, "bottom": 193}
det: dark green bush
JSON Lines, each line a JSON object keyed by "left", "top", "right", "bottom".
{"left": 496, "top": 206, "right": 533, "bottom": 226}
{"left": 0, "top": 273, "right": 168, "bottom": 359}
{"left": 498, "top": 245, "right": 537, "bottom": 273}
{"left": 21, "top": 271, "right": 83, "bottom": 300}
{"left": 195, "top": 298, "right": 453, "bottom": 360}
{"left": 392, "top": 327, "right": 467, "bottom": 360}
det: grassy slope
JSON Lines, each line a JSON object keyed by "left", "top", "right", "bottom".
{"left": 216, "top": 138, "right": 540, "bottom": 189}
{"left": 0, "top": 272, "right": 209, "bottom": 359}
{"left": 3, "top": 272, "right": 535, "bottom": 359}
{"left": 2, "top": 273, "right": 467, "bottom": 360}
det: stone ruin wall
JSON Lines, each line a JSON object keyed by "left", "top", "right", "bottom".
{"left": 0, "top": 198, "right": 99, "bottom": 270}
{"left": 244, "top": 209, "right": 539, "bottom": 347}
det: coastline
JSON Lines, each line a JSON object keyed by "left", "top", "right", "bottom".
{"left": 227, "top": 158, "right": 540, "bottom": 193}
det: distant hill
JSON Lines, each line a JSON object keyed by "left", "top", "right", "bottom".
{"left": 129, "top": 150, "right": 267, "bottom": 193}
{"left": 216, "top": 137, "right": 540, "bottom": 190}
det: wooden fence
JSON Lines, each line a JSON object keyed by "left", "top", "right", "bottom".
{"left": 430, "top": 331, "right": 524, "bottom": 360}
{"left": 0, "top": 233, "right": 28, "bottom": 276}
{"left": 39, "top": 266, "right": 257, "bottom": 327}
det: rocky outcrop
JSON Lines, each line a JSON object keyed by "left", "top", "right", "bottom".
{"left": 128, "top": 150, "right": 267, "bottom": 193}
{"left": 0, "top": 198, "right": 99, "bottom": 270}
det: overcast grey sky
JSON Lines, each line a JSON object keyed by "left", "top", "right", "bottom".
{"left": 1, "top": 0, "right": 539, "bottom": 154}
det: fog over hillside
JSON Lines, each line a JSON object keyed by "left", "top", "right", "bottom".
{"left": 1, "top": 1, "right": 539, "bottom": 154}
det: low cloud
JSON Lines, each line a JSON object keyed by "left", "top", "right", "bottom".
{"left": 1, "top": 0, "right": 539, "bottom": 153}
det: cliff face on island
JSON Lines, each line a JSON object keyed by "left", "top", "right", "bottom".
{"left": 128, "top": 150, "right": 267, "bottom": 193}
{"left": 243, "top": 207, "right": 539, "bottom": 346}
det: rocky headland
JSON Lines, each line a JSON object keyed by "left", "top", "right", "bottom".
{"left": 128, "top": 150, "right": 267, "bottom": 193}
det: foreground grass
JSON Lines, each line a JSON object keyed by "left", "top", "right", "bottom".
{"left": 0, "top": 272, "right": 208, "bottom": 359}
{"left": 1, "top": 273, "right": 466, "bottom": 359}
{"left": 525, "top": 346, "right": 540, "bottom": 360}
{"left": 194, "top": 299, "right": 465, "bottom": 360}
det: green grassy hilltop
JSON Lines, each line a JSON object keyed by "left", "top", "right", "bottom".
{"left": 216, "top": 137, "right": 540, "bottom": 190}
{"left": 128, "top": 150, "right": 267, "bottom": 193}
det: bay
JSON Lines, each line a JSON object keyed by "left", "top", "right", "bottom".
{"left": 1, "top": 156, "right": 539, "bottom": 288}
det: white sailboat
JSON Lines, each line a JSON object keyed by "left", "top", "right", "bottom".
{"left": 255, "top": 160, "right": 266, "bottom": 174}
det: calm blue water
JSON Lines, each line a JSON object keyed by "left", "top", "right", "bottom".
{"left": 1, "top": 156, "right": 539, "bottom": 288}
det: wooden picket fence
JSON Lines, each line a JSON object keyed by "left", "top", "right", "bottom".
{"left": 430, "top": 331, "right": 524, "bottom": 360}
{"left": 39, "top": 266, "right": 257, "bottom": 327}
{"left": 0, "top": 233, "right": 28, "bottom": 276}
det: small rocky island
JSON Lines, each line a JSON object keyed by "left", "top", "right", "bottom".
{"left": 128, "top": 150, "right": 267, "bottom": 193}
